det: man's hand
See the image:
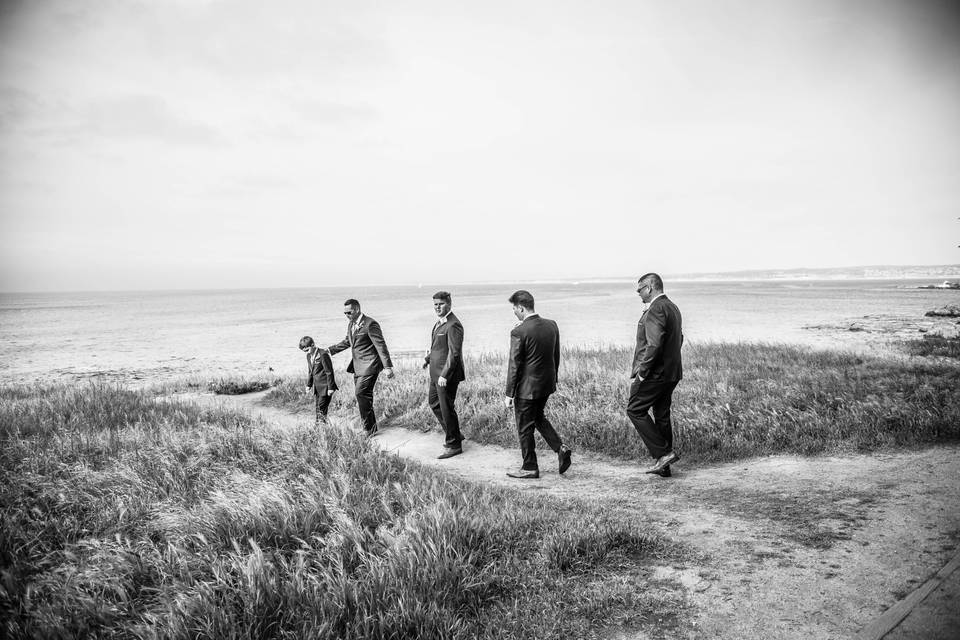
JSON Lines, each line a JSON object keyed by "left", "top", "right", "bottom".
{"left": 438, "top": 376, "right": 447, "bottom": 387}
{"left": 327, "top": 390, "right": 335, "bottom": 396}
{"left": 305, "top": 386, "right": 311, "bottom": 393}
{"left": 384, "top": 368, "right": 395, "bottom": 379}
{"left": 504, "top": 396, "right": 514, "bottom": 409}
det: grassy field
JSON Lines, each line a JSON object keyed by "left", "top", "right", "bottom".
{"left": 901, "top": 335, "right": 960, "bottom": 359}
{"left": 264, "top": 342, "right": 960, "bottom": 464}
{"left": 1, "top": 384, "right": 676, "bottom": 639}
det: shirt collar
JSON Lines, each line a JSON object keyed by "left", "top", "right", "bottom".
{"left": 648, "top": 293, "right": 666, "bottom": 305}
{"left": 523, "top": 313, "right": 540, "bottom": 321}
{"left": 437, "top": 311, "right": 452, "bottom": 325}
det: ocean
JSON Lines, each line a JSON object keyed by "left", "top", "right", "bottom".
{"left": 1, "top": 279, "right": 957, "bottom": 386}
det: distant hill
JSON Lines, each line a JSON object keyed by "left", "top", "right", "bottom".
{"left": 666, "top": 265, "right": 960, "bottom": 281}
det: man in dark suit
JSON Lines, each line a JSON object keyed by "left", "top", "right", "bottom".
{"left": 423, "top": 291, "right": 466, "bottom": 459}
{"left": 299, "top": 335, "right": 338, "bottom": 425}
{"left": 327, "top": 299, "right": 394, "bottom": 436}
{"left": 503, "top": 290, "right": 572, "bottom": 479}
{"left": 627, "top": 273, "right": 683, "bottom": 476}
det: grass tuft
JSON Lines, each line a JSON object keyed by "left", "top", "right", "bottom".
{"left": 901, "top": 336, "right": 960, "bottom": 359}
{"left": 208, "top": 376, "right": 278, "bottom": 395}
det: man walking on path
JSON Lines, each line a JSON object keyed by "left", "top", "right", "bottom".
{"left": 627, "top": 273, "right": 683, "bottom": 476}
{"left": 503, "top": 290, "right": 572, "bottom": 479}
{"left": 299, "top": 336, "right": 337, "bottom": 425}
{"left": 423, "top": 291, "right": 466, "bottom": 459}
{"left": 328, "top": 299, "right": 394, "bottom": 437}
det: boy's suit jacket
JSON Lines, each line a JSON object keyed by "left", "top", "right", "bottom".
{"left": 424, "top": 312, "right": 465, "bottom": 383}
{"left": 505, "top": 315, "right": 560, "bottom": 400}
{"left": 328, "top": 315, "right": 393, "bottom": 376}
{"left": 306, "top": 347, "right": 338, "bottom": 395}
{"left": 632, "top": 295, "right": 683, "bottom": 382}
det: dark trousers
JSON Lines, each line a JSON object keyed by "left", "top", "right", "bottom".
{"left": 314, "top": 391, "right": 332, "bottom": 424}
{"left": 514, "top": 396, "right": 562, "bottom": 471}
{"left": 354, "top": 372, "right": 380, "bottom": 432}
{"left": 429, "top": 378, "right": 463, "bottom": 448}
{"left": 627, "top": 379, "right": 679, "bottom": 459}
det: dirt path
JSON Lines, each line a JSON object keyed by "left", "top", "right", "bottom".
{"left": 194, "top": 392, "right": 960, "bottom": 639}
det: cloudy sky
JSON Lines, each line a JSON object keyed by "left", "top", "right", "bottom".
{"left": 1, "top": 0, "right": 958, "bottom": 291}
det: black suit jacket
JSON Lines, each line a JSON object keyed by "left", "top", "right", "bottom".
{"left": 632, "top": 295, "right": 683, "bottom": 381}
{"left": 505, "top": 315, "right": 560, "bottom": 400}
{"left": 425, "top": 312, "right": 465, "bottom": 382}
{"left": 328, "top": 315, "right": 393, "bottom": 376}
{"left": 306, "top": 347, "right": 338, "bottom": 395}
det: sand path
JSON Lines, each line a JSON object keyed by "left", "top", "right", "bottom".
{"left": 193, "top": 391, "right": 960, "bottom": 639}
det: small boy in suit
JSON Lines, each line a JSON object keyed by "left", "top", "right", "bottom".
{"left": 299, "top": 336, "right": 338, "bottom": 424}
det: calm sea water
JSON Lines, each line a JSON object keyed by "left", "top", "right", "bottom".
{"left": 1, "top": 279, "right": 957, "bottom": 385}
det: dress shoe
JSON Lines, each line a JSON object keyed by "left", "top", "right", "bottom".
{"left": 647, "top": 451, "right": 678, "bottom": 473}
{"left": 506, "top": 469, "right": 540, "bottom": 479}
{"left": 365, "top": 427, "right": 380, "bottom": 438}
{"left": 558, "top": 445, "right": 572, "bottom": 474}
{"left": 651, "top": 464, "right": 671, "bottom": 478}
{"left": 437, "top": 447, "right": 463, "bottom": 459}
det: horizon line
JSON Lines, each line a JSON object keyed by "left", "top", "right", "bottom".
{"left": 2, "top": 263, "right": 959, "bottom": 296}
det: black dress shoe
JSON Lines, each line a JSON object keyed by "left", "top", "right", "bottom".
{"left": 652, "top": 464, "right": 671, "bottom": 477}
{"left": 506, "top": 469, "right": 540, "bottom": 479}
{"left": 365, "top": 427, "right": 380, "bottom": 438}
{"left": 647, "top": 451, "right": 678, "bottom": 472}
{"left": 437, "top": 447, "right": 463, "bottom": 459}
{"left": 558, "top": 445, "right": 572, "bottom": 474}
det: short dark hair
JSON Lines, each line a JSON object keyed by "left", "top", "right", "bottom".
{"left": 298, "top": 336, "right": 315, "bottom": 349}
{"left": 638, "top": 273, "right": 663, "bottom": 291}
{"left": 508, "top": 290, "right": 535, "bottom": 310}
{"left": 343, "top": 299, "right": 360, "bottom": 309}
{"left": 432, "top": 291, "right": 451, "bottom": 304}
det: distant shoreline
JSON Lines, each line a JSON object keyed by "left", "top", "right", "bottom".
{"left": 2, "top": 265, "right": 960, "bottom": 295}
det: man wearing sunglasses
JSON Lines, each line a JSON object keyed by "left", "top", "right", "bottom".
{"left": 327, "top": 299, "right": 394, "bottom": 437}
{"left": 628, "top": 273, "right": 684, "bottom": 477}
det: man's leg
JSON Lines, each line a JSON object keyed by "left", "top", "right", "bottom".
{"left": 354, "top": 372, "right": 380, "bottom": 432}
{"left": 532, "top": 396, "right": 562, "bottom": 453}
{"left": 438, "top": 379, "right": 462, "bottom": 448}
{"left": 316, "top": 392, "right": 332, "bottom": 424}
{"left": 514, "top": 398, "right": 539, "bottom": 471}
{"left": 428, "top": 378, "right": 444, "bottom": 426}
{"left": 627, "top": 379, "right": 671, "bottom": 459}
{"left": 651, "top": 381, "right": 679, "bottom": 453}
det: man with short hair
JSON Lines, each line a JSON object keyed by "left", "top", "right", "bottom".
{"left": 327, "top": 299, "right": 394, "bottom": 437}
{"left": 627, "top": 273, "right": 683, "bottom": 477}
{"left": 503, "top": 290, "right": 572, "bottom": 479}
{"left": 299, "top": 336, "right": 337, "bottom": 425}
{"left": 423, "top": 291, "right": 466, "bottom": 459}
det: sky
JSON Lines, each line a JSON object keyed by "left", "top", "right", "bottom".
{"left": 1, "top": 0, "right": 958, "bottom": 292}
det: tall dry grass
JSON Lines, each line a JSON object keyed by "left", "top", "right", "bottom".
{"left": 1, "top": 384, "right": 673, "bottom": 639}
{"left": 265, "top": 342, "right": 960, "bottom": 463}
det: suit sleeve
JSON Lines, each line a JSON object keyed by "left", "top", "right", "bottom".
{"left": 631, "top": 321, "right": 643, "bottom": 378}
{"left": 441, "top": 320, "right": 463, "bottom": 379}
{"left": 553, "top": 321, "right": 561, "bottom": 378}
{"left": 367, "top": 319, "right": 393, "bottom": 368}
{"left": 505, "top": 327, "right": 523, "bottom": 397}
{"left": 305, "top": 353, "right": 314, "bottom": 388}
{"left": 637, "top": 304, "right": 667, "bottom": 379}
{"left": 321, "top": 352, "right": 337, "bottom": 390}
{"left": 327, "top": 329, "right": 350, "bottom": 356}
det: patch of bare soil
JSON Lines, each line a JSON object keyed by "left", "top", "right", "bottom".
{"left": 191, "top": 391, "right": 960, "bottom": 639}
